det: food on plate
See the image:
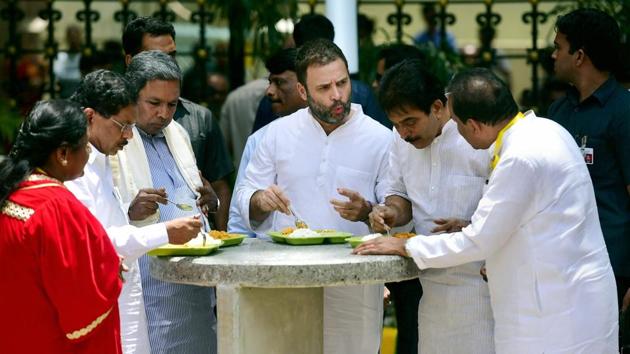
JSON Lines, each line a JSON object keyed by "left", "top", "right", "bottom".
{"left": 281, "top": 227, "right": 295, "bottom": 235}
{"left": 393, "top": 232, "right": 415, "bottom": 239}
{"left": 288, "top": 228, "right": 320, "bottom": 238}
{"left": 209, "top": 230, "right": 235, "bottom": 240}
{"left": 187, "top": 232, "right": 222, "bottom": 247}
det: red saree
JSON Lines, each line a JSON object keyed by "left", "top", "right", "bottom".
{"left": 0, "top": 174, "right": 122, "bottom": 353}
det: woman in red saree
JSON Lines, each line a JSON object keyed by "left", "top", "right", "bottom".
{"left": 0, "top": 100, "right": 123, "bottom": 353}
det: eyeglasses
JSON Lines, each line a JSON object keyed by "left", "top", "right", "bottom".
{"left": 110, "top": 117, "right": 135, "bottom": 134}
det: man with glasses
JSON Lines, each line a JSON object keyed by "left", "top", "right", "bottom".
{"left": 66, "top": 69, "right": 202, "bottom": 354}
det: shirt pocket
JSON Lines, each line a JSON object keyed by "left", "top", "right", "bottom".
{"left": 333, "top": 166, "right": 376, "bottom": 202}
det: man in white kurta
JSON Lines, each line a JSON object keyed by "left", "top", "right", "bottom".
{"left": 373, "top": 60, "right": 493, "bottom": 353}
{"left": 236, "top": 39, "right": 391, "bottom": 354}
{"left": 65, "top": 69, "right": 200, "bottom": 354}
{"left": 359, "top": 68, "right": 618, "bottom": 353}
{"left": 387, "top": 122, "right": 495, "bottom": 353}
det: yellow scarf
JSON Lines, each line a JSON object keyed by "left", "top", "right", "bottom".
{"left": 490, "top": 112, "right": 525, "bottom": 171}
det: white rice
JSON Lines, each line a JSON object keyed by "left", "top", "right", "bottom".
{"left": 361, "top": 233, "right": 383, "bottom": 241}
{"left": 186, "top": 232, "right": 222, "bottom": 247}
{"left": 288, "top": 228, "right": 320, "bottom": 238}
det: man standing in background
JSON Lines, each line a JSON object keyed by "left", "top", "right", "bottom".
{"left": 549, "top": 9, "right": 630, "bottom": 315}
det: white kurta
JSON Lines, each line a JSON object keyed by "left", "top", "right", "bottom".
{"left": 66, "top": 145, "right": 168, "bottom": 354}
{"left": 237, "top": 104, "right": 392, "bottom": 354}
{"left": 387, "top": 120, "right": 494, "bottom": 353}
{"left": 405, "top": 111, "right": 618, "bottom": 353}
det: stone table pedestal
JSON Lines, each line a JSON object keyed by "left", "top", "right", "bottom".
{"left": 151, "top": 238, "right": 419, "bottom": 354}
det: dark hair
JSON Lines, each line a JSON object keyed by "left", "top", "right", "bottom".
{"left": 70, "top": 69, "right": 136, "bottom": 118}
{"left": 293, "top": 14, "right": 334, "bottom": 47}
{"left": 379, "top": 59, "right": 445, "bottom": 114}
{"left": 0, "top": 100, "right": 87, "bottom": 204}
{"left": 555, "top": 8, "right": 620, "bottom": 72}
{"left": 446, "top": 67, "right": 517, "bottom": 125}
{"left": 378, "top": 44, "right": 427, "bottom": 71}
{"left": 265, "top": 48, "right": 297, "bottom": 75}
{"left": 126, "top": 50, "right": 181, "bottom": 96}
{"left": 122, "top": 16, "right": 176, "bottom": 56}
{"left": 296, "top": 39, "right": 348, "bottom": 86}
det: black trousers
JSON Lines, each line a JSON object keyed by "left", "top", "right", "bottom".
{"left": 385, "top": 278, "right": 423, "bottom": 354}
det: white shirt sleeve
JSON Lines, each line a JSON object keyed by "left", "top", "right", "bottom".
{"left": 66, "top": 164, "right": 169, "bottom": 263}
{"left": 236, "top": 126, "right": 277, "bottom": 231}
{"left": 373, "top": 135, "right": 394, "bottom": 204}
{"left": 228, "top": 134, "right": 258, "bottom": 235}
{"left": 406, "top": 155, "right": 536, "bottom": 269}
{"left": 105, "top": 223, "right": 168, "bottom": 263}
{"left": 385, "top": 137, "right": 409, "bottom": 200}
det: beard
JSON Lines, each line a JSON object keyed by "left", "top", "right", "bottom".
{"left": 307, "top": 95, "right": 351, "bottom": 124}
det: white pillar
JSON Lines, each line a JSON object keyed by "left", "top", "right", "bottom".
{"left": 326, "top": 0, "right": 358, "bottom": 74}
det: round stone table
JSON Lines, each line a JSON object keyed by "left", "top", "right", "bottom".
{"left": 151, "top": 238, "right": 419, "bottom": 354}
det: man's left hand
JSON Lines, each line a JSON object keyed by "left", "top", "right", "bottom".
{"left": 196, "top": 174, "right": 219, "bottom": 215}
{"left": 353, "top": 236, "right": 409, "bottom": 257}
{"left": 330, "top": 188, "right": 372, "bottom": 221}
{"left": 431, "top": 218, "right": 470, "bottom": 233}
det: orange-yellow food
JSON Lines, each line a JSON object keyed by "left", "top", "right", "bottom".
{"left": 209, "top": 230, "right": 234, "bottom": 240}
{"left": 280, "top": 227, "right": 295, "bottom": 235}
{"left": 393, "top": 232, "right": 415, "bottom": 239}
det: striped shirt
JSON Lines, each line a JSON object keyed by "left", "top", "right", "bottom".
{"left": 136, "top": 128, "right": 217, "bottom": 354}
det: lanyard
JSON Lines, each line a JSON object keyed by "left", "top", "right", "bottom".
{"left": 490, "top": 112, "right": 525, "bottom": 171}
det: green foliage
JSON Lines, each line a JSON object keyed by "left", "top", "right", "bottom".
{"left": 549, "top": 0, "right": 630, "bottom": 41}
{"left": 0, "top": 100, "right": 22, "bottom": 155}
{"left": 209, "top": 0, "right": 297, "bottom": 58}
{"left": 415, "top": 43, "right": 467, "bottom": 87}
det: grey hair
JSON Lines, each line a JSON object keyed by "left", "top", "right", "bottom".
{"left": 125, "top": 50, "right": 181, "bottom": 95}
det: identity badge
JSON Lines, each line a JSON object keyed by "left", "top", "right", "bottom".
{"left": 581, "top": 147, "right": 594, "bottom": 165}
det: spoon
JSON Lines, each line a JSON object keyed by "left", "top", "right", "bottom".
{"left": 378, "top": 203, "right": 392, "bottom": 237}
{"left": 200, "top": 213, "right": 209, "bottom": 246}
{"left": 166, "top": 198, "right": 194, "bottom": 211}
{"left": 288, "top": 206, "right": 308, "bottom": 229}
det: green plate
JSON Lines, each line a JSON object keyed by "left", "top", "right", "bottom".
{"left": 147, "top": 242, "right": 222, "bottom": 257}
{"left": 268, "top": 232, "right": 287, "bottom": 244}
{"left": 317, "top": 230, "right": 354, "bottom": 244}
{"left": 267, "top": 231, "right": 325, "bottom": 245}
{"left": 218, "top": 234, "right": 246, "bottom": 247}
{"left": 268, "top": 230, "right": 353, "bottom": 245}
{"left": 346, "top": 236, "right": 364, "bottom": 248}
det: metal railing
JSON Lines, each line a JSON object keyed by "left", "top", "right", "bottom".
{"left": 1, "top": 0, "right": 569, "bottom": 113}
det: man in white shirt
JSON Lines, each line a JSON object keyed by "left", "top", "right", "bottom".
{"left": 357, "top": 68, "right": 618, "bottom": 353}
{"left": 236, "top": 39, "right": 391, "bottom": 354}
{"left": 65, "top": 69, "right": 201, "bottom": 354}
{"left": 371, "top": 60, "right": 494, "bottom": 353}
{"left": 227, "top": 48, "right": 306, "bottom": 236}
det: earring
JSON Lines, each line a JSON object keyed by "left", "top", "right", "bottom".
{"left": 61, "top": 160, "right": 68, "bottom": 166}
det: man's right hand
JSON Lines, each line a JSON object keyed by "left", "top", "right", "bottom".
{"left": 165, "top": 215, "right": 202, "bottom": 244}
{"left": 127, "top": 188, "right": 168, "bottom": 221}
{"left": 251, "top": 185, "right": 291, "bottom": 215}
{"left": 369, "top": 204, "right": 397, "bottom": 233}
